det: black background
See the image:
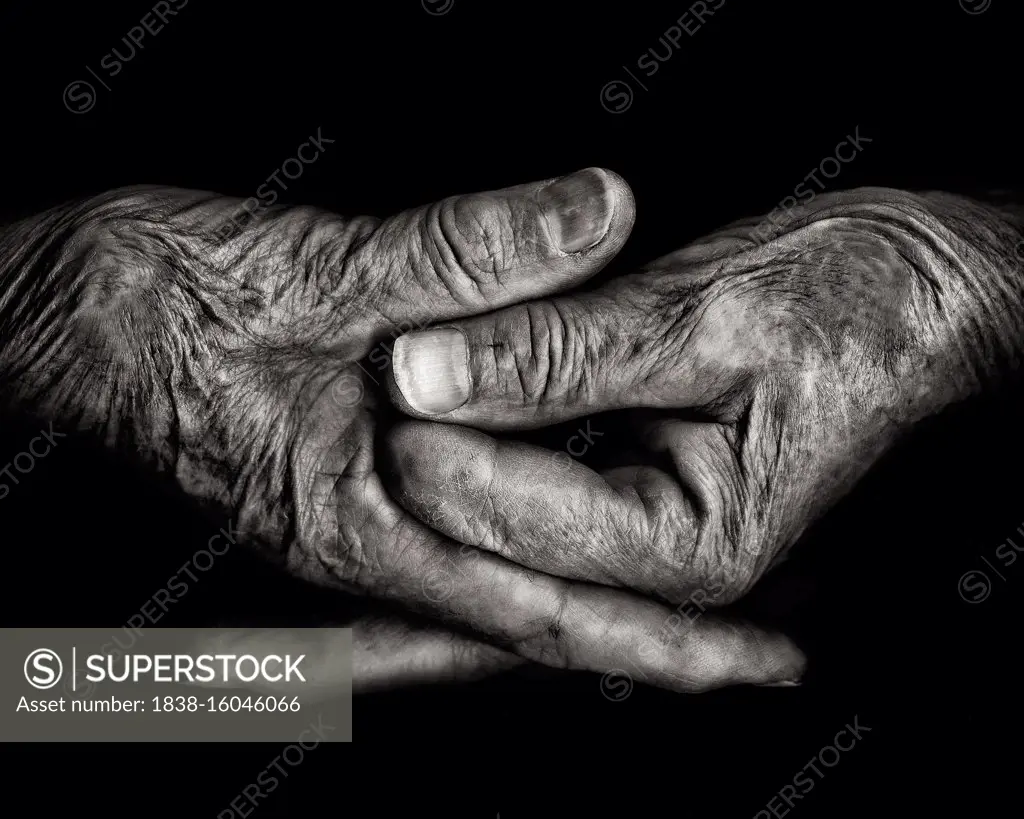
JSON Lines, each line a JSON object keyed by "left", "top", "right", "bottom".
{"left": 1, "top": 0, "right": 1022, "bottom": 815}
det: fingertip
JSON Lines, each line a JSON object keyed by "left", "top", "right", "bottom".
{"left": 381, "top": 419, "right": 442, "bottom": 488}
{"left": 763, "top": 630, "right": 807, "bottom": 684}
{"left": 533, "top": 167, "right": 634, "bottom": 257}
{"left": 389, "top": 328, "right": 470, "bottom": 416}
{"left": 595, "top": 166, "right": 637, "bottom": 249}
{"left": 736, "top": 625, "right": 807, "bottom": 688}
{"left": 660, "top": 618, "right": 807, "bottom": 693}
{"left": 382, "top": 419, "right": 493, "bottom": 513}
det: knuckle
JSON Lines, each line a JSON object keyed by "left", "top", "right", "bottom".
{"left": 487, "top": 301, "right": 593, "bottom": 411}
{"left": 695, "top": 471, "right": 769, "bottom": 605}
{"left": 699, "top": 529, "right": 753, "bottom": 605}
{"left": 538, "top": 587, "right": 575, "bottom": 669}
{"left": 306, "top": 213, "right": 381, "bottom": 301}
{"left": 651, "top": 510, "right": 702, "bottom": 597}
{"left": 512, "top": 582, "right": 575, "bottom": 670}
{"left": 692, "top": 493, "right": 758, "bottom": 606}
{"left": 294, "top": 498, "right": 368, "bottom": 588}
{"left": 421, "top": 195, "right": 514, "bottom": 307}
{"left": 616, "top": 478, "right": 712, "bottom": 602}
{"left": 50, "top": 199, "right": 210, "bottom": 407}
{"left": 296, "top": 455, "right": 386, "bottom": 592}
{"left": 734, "top": 221, "right": 929, "bottom": 380}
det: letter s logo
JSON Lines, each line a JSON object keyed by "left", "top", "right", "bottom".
{"left": 24, "top": 648, "right": 63, "bottom": 689}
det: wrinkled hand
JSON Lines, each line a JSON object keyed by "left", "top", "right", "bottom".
{"left": 387, "top": 188, "right": 1024, "bottom": 614}
{"left": 0, "top": 170, "right": 806, "bottom": 690}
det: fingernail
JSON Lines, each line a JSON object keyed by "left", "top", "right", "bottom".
{"left": 536, "top": 167, "right": 615, "bottom": 253}
{"left": 392, "top": 328, "right": 470, "bottom": 414}
{"left": 758, "top": 633, "right": 806, "bottom": 687}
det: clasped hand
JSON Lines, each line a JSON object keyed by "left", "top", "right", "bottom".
{"left": 4, "top": 170, "right": 1019, "bottom": 691}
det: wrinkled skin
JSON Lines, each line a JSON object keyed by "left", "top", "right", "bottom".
{"left": 388, "top": 188, "right": 1024, "bottom": 619}
{"left": 0, "top": 171, "right": 812, "bottom": 692}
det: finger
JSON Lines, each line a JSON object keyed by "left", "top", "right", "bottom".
{"left": 184, "top": 621, "right": 524, "bottom": 697}
{"left": 328, "top": 476, "right": 805, "bottom": 692}
{"left": 386, "top": 283, "right": 647, "bottom": 426}
{"left": 385, "top": 420, "right": 708, "bottom": 600}
{"left": 386, "top": 267, "right": 746, "bottom": 429}
{"left": 350, "top": 616, "right": 524, "bottom": 692}
{"left": 384, "top": 420, "right": 668, "bottom": 591}
{"left": 347, "top": 167, "right": 635, "bottom": 332}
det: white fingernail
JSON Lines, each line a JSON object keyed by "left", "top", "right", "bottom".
{"left": 393, "top": 328, "right": 470, "bottom": 414}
